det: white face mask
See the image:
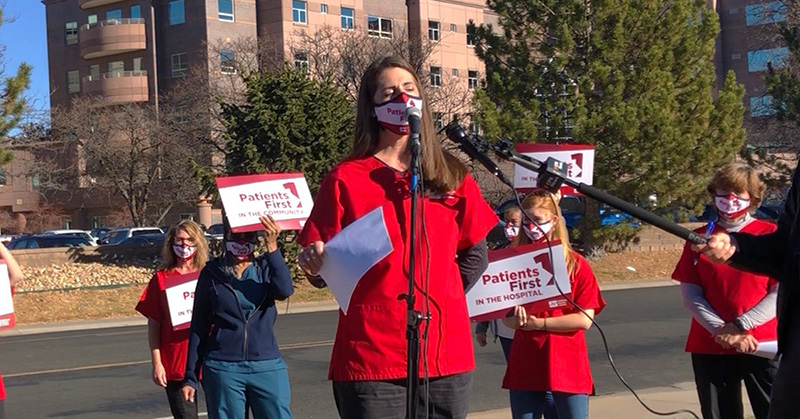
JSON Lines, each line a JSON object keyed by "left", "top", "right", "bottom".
{"left": 504, "top": 223, "right": 519, "bottom": 241}
{"left": 522, "top": 221, "right": 553, "bottom": 242}
{"left": 374, "top": 92, "right": 424, "bottom": 135}
{"left": 173, "top": 244, "right": 197, "bottom": 260}
{"left": 226, "top": 240, "right": 255, "bottom": 261}
{"left": 714, "top": 194, "right": 750, "bottom": 219}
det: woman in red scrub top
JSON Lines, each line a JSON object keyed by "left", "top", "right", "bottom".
{"left": 136, "top": 220, "right": 209, "bottom": 419}
{"left": 502, "top": 190, "right": 605, "bottom": 419}
{"left": 0, "top": 241, "right": 22, "bottom": 419}
{"left": 297, "top": 56, "right": 498, "bottom": 419}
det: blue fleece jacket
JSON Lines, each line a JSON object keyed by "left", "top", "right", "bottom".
{"left": 183, "top": 250, "right": 294, "bottom": 389}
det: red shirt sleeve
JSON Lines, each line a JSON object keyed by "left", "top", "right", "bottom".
{"left": 671, "top": 241, "right": 701, "bottom": 286}
{"left": 571, "top": 255, "right": 606, "bottom": 315}
{"left": 298, "top": 170, "right": 345, "bottom": 246}
{"left": 135, "top": 273, "right": 163, "bottom": 321}
{"left": 457, "top": 174, "right": 499, "bottom": 250}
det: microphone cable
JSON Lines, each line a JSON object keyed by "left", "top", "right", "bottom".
{"left": 514, "top": 191, "right": 700, "bottom": 419}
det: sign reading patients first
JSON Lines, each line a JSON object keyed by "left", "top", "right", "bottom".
{"left": 466, "top": 241, "right": 572, "bottom": 322}
{"left": 217, "top": 173, "right": 314, "bottom": 232}
{"left": 514, "top": 143, "right": 594, "bottom": 195}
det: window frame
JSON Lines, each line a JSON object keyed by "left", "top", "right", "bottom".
{"left": 468, "top": 70, "right": 478, "bottom": 90}
{"left": 169, "top": 0, "right": 185, "bottom": 25}
{"left": 218, "top": 0, "right": 234, "bottom": 22}
{"left": 428, "top": 20, "right": 440, "bottom": 41}
{"left": 430, "top": 66, "right": 442, "bottom": 87}
{"left": 170, "top": 53, "right": 188, "bottom": 78}
{"left": 341, "top": 7, "right": 354, "bottom": 30}
{"left": 130, "top": 5, "right": 142, "bottom": 19}
{"left": 292, "top": 1, "right": 307, "bottom": 24}
{"left": 294, "top": 51, "right": 309, "bottom": 73}
{"left": 65, "top": 21, "right": 78, "bottom": 45}
{"left": 67, "top": 70, "right": 80, "bottom": 94}
{"left": 367, "top": 15, "right": 393, "bottom": 39}
{"left": 220, "top": 50, "right": 236, "bottom": 74}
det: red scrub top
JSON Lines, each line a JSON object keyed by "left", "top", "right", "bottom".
{"left": 672, "top": 219, "right": 778, "bottom": 354}
{"left": 135, "top": 270, "right": 193, "bottom": 381}
{"left": 298, "top": 156, "right": 498, "bottom": 381}
{"left": 502, "top": 253, "right": 605, "bottom": 394}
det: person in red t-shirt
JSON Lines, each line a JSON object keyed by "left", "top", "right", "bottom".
{"left": 296, "top": 56, "right": 498, "bottom": 419}
{"left": 0, "top": 241, "right": 23, "bottom": 419}
{"left": 136, "top": 220, "right": 209, "bottom": 419}
{"left": 672, "top": 163, "right": 778, "bottom": 419}
{"left": 502, "top": 190, "right": 606, "bottom": 419}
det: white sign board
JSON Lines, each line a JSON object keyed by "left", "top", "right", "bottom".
{"left": 514, "top": 144, "right": 595, "bottom": 194}
{"left": 217, "top": 173, "right": 314, "bottom": 232}
{"left": 164, "top": 273, "right": 199, "bottom": 331}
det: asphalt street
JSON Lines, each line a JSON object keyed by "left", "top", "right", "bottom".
{"left": 2, "top": 286, "right": 693, "bottom": 418}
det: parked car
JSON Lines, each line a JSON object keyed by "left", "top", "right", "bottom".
{"left": 100, "top": 227, "right": 165, "bottom": 245}
{"left": 117, "top": 233, "right": 166, "bottom": 247}
{"left": 6, "top": 234, "right": 93, "bottom": 249}
{"left": 42, "top": 229, "right": 98, "bottom": 246}
{"left": 205, "top": 223, "right": 224, "bottom": 241}
{"left": 89, "top": 227, "right": 112, "bottom": 242}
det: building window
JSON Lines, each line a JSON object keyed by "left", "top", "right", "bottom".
{"left": 171, "top": 53, "right": 188, "bottom": 78}
{"left": 294, "top": 52, "right": 309, "bottom": 73}
{"left": 108, "top": 61, "right": 124, "bottom": 76}
{"left": 106, "top": 9, "right": 122, "bottom": 21}
{"left": 65, "top": 21, "right": 78, "bottom": 45}
{"left": 88, "top": 14, "right": 98, "bottom": 25}
{"left": 175, "top": 106, "right": 189, "bottom": 124}
{"left": 89, "top": 65, "right": 100, "bottom": 78}
{"left": 750, "top": 95, "right": 777, "bottom": 117}
{"left": 467, "top": 26, "right": 475, "bottom": 46}
{"left": 218, "top": 0, "right": 234, "bottom": 21}
{"left": 468, "top": 70, "right": 478, "bottom": 90}
{"left": 450, "top": 23, "right": 457, "bottom": 32}
{"left": 91, "top": 216, "right": 106, "bottom": 229}
{"left": 748, "top": 47, "right": 789, "bottom": 72}
{"left": 130, "top": 5, "right": 141, "bottom": 19}
{"left": 321, "top": 3, "right": 328, "bottom": 14}
{"left": 133, "top": 57, "right": 142, "bottom": 72}
{"left": 341, "top": 7, "right": 354, "bottom": 29}
{"left": 428, "top": 21, "right": 440, "bottom": 41}
{"left": 430, "top": 66, "right": 441, "bottom": 87}
{"left": 220, "top": 50, "right": 235, "bottom": 74}
{"left": 368, "top": 16, "right": 392, "bottom": 38}
{"left": 452, "top": 68, "right": 458, "bottom": 77}
{"left": 292, "top": 1, "right": 307, "bottom": 24}
{"left": 169, "top": 0, "right": 185, "bottom": 25}
{"left": 67, "top": 70, "right": 80, "bottom": 94}
{"left": 746, "top": 2, "right": 787, "bottom": 26}
{"left": 433, "top": 112, "right": 444, "bottom": 130}
{"left": 731, "top": 53, "right": 741, "bottom": 60}
{"left": 63, "top": 218, "right": 72, "bottom": 229}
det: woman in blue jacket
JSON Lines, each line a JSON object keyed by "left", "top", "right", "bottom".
{"left": 181, "top": 215, "right": 294, "bottom": 419}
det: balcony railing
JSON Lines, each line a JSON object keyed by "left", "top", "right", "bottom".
{"left": 81, "top": 18, "right": 145, "bottom": 32}
{"left": 83, "top": 71, "right": 149, "bottom": 104}
{"left": 83, "top": 70, "right": 147, "bottom": 83}
{"left": 80, "top": 19, "right": 147, "bottom": 60}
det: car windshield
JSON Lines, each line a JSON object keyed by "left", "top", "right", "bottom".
{"left": 207, "top": 225, "right": 224, "bottom": 235}
{"left": 132, "top": 229, "right": 162, "bottom": 236}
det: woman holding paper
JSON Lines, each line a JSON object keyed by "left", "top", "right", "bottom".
{"left": 672, "top": 163, "right": 778, "bottom": 419}
{"left": 0, "top": 241, "right": 22, "bottom": 419}
{"left": 135, "top": 220, "right": 209, "bottom": 419}
{"left": 181, "top": 215, "right": 294, "bottom": 419}
{"left": 297, "top": 56, "right": 497, "bottom": 418}
{"left": 502, "top": 190, "right": 605, "bottom": 419}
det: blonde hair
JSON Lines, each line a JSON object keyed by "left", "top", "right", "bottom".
{"left": 707, "top": 162, "right": 765, "bottom": 211}
{"left": 159, "top": 220, "right": 209, "bottom": 271}
{"left": 504, "top": 205, "right": 522, "bottom": 220}
{"left": 350, "top": 56, "right": 467, "bottom": 193}
{"left": 514, "top": 190, "right": 577, "bottom": 275}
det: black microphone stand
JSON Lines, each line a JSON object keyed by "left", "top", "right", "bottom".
{"left": 444, "top": 124, "right": 709, "bottom": 245}
{"left": 406, "top": 115, "right": 426, "bottom": 419}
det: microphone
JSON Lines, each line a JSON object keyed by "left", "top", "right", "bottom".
{"left": 405, "top": 106, "right": 422, "bottom": 152}
{"left": 445, "top": 124, "right": 513, "bottom": 187}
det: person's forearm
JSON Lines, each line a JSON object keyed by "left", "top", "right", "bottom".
{"left": 526, "top": 311, "right": 594, "bottom": 332}
{"left": 738, "top": 285, "right": 778, "bottom": 330}
{"left": 681, "top": 283, "right": 726, "bottom": 333}
{"left": 147, "top": 319, "right": 162, "bottom": 364}
{"left": 0, "top": 243, "right": 22, "bottom": 287}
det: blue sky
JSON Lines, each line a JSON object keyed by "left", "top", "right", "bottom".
{"left": 1, "top": 1, "right": 49, "bottom": 111}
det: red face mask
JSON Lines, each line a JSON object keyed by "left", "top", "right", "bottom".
{"left": 374, "top": 92, "right": 424, "bottom": 135}
{"left": 715, "top": 193, "right": 750, "bottom": 220}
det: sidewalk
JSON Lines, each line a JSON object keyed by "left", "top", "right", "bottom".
{"left": 468, "top": 381, "right": 752, "bottom": 419}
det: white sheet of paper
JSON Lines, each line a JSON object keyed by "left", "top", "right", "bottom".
{"left": 753, "top": 340, "right": 778, "bottom": 359}
{"left": 318, "top": 206, "right": 393, "bottom": 315}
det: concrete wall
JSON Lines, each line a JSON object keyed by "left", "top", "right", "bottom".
{"left": 625, "top": 223, "right": 706, "bottom": 252}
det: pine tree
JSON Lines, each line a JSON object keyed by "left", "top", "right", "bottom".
{"left": 472, "top": 0, "right": 746, "bottom": 252}
{"left": 214, "top": 68, "right": 355, "bottom": 194}
{"left": 0, "top": 7, "right": 32, "bottom": 164}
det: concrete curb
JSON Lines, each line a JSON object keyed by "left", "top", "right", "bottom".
{"left": 2, "top": 280, "right": 676, "bottom": 337}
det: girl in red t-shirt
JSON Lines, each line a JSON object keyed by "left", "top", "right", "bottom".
{"left": 135, "top": 220, "right": 209, "bottom": 419}
{"left": 0, "top": 241, "right": 23, "bottom": 419}
{"left": 502, "top": 190, "right": 606, "bottom": 419}
{"left": 672, "top": 162, "right": 778, "bottom": 419}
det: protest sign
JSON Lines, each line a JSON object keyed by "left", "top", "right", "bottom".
{"left": 514, "top": 144, "right": 594, "bottom": 195}
{"left": 217, "top": 173, "right": 314, "bottom": 232}
{"left": 164, "top": 272, "right": 200, "bottom": 331}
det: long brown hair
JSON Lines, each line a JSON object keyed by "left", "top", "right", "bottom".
{"left": 514, "top": 190, "right": 577, "bottom": 275}
{"left": 159, "top": 220, "right": 209, "bottom": 272}
{"left": 351, "top": 56, "right": 467, "bottom": 193}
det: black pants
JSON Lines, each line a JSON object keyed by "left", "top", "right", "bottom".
{"left": 166, "top": 380, "right": 198, "bottom": 419}
{"left": 691, "top": 353, "right": 777, "bottom": 419}
{"left": 332, "top": 372, "right": 472, "bottom": 419}
{"left": 769, "top": 314, "right": 800, "bottom": 419}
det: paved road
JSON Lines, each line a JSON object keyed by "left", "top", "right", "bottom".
{"left": 2, "top": 286, "right": 693, "bottom": 418}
